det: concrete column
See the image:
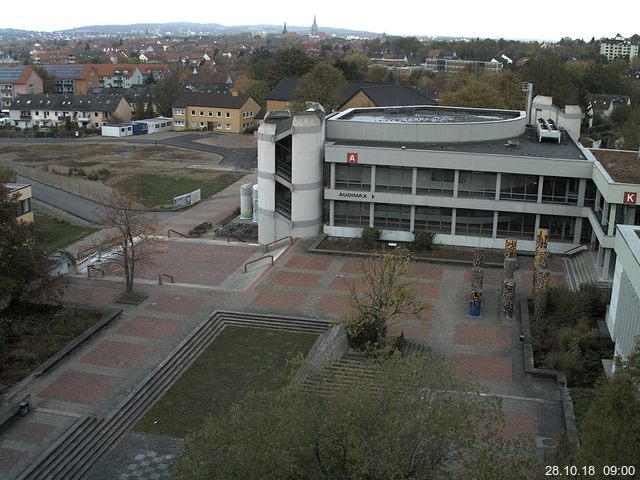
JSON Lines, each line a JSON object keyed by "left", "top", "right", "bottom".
{"left": 453, "top": 170, "right": 460, "bottom": 198}
{"left": 410, "top": 205, "right": 416, "bottom": 232}
{"left": 495, "top": 173, "right": 502, "bottom": 201}
{"left": 492, "top": 211, "right": 498, "bottom": 238}
{"left": 329, "top": 200, "right": 335, "bottom": 226}
{"left": 534, "top": 214, "right": 541, "bottom": 236}
{"left": 369, "top": 202, "right": 374, "bottom": 227}
{"left": 597, "top": 244, "right": 605, "bottom": 267}
{"left": 537, "top": 175, "right": 544, "bottom": 203}
{"left": 330, "top": 162, "right": 335, "bottom": 189}
{"left": 451, "top": 208, "right": 457, "bottom": 235}
{"left": 602, "top": 200, "right": 609, "bottom": 228}
{"left": 608, "top": 204, "right": 617, "bottom": 236}
{"left": 574, "top": 217, "right": 583, "bottom": 244}
{"left": 577, "top": 178, "right": 586, "bottom": 207}
{"left": 602, "top": 248, "right": 612, "bottom": 280}
{"left": 412, "top": 167, "right": 417, "bottom": 195}
{"left": 370, "top": 165, "right": 376, "bottom": 193}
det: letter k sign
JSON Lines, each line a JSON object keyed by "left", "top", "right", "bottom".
{"left": 624, "top": 192, "right": 637, "bottom": 205}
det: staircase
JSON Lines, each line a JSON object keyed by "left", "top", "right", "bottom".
{"left": 564, "top": 250, "right": 612, "bottom": 293}
{"left": 16, "top": 311, "right": 329, "bottom": 480}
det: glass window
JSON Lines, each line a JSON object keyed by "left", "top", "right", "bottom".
{"left": 414, "top": 206, "right": 452, "bottom": 233}
{"left": 541, "top": 176, "right": 578, "bottom": 204}
{"left": 457, "top": 171, "right": 497, "bottom": 199}
{"left": 455, "top": 209, "right": 494, "bottom": 237}
{"left": 584, "top": 180, "right": 597, "bottom": 207}
{"left": 226, "top": 112, "right": 231, "bottom": 118}
{"left": 16, "top": 198, "right": 31, "bottom": 216}
{"left": 416, "top": 168, "right": 454, "bottom": 196}
{"left": 334, "top": 201, "right": 370, "bottom": 227}
{"left": 540, "top": 215, "right": 575, "bottom": 242}
{"left": 335, "top": 164, "right": 371, "bottom": 190}
{"left": 496, "top": 212, "right": 536, "bottom": 239}
{"left": 373, "top": 203, "right": 411, "bottom": 230}
{"left": 375, "top": 166, "right": 412, "bottom": 193}
{"left": 500, "top": 174, "right": 538, "bottom": 202}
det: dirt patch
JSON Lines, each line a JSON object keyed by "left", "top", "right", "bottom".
{"left": 0, "top": 143, "right": 224, "bottom": 204}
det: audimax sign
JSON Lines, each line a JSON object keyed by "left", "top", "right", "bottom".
{"left": 337, "top": 191, "right": 369, "bottom": 199}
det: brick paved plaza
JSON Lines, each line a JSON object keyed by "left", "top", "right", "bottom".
{"left": 0, "top": 234, "right": 569, "bottom": 479}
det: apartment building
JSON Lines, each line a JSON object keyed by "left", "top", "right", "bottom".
{"left": 600, "top": 35, "right": 639, "bottom": 61}
{"left": 172, "top": 92, "right": 260, "bottom": 133}
{"left": 38, "top": 65, "right": 99, "bottom": 94}
{"left": 0, "top": 66, "right": 43, "bottom": 112}
{"left": 8, "top": 94, "right": 131, "bottom": 129}
{"left": 3, "top": 183, "right": 33, "bottom": 223}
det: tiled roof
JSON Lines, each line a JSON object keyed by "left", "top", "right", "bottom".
{"left": 9, "top": 94, "right": 125, "bottom": 113}
{"left": 173, "top": 92, "right": 252, "bottom": 109}
{"left": 92, "top": 64, "right": 140, "bottom": 78}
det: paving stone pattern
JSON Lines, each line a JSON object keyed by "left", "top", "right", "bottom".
{"left": 0, "top": 234, "right": 570, "bottom": 478}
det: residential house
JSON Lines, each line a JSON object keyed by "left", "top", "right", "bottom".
{"left": 93, "top": 64, "right": 144, "bottom": 88}
{"left": 2, "top": 183, "right": 33, "bottom": 223}
{"left": 587, "top": 94, "right": 632, "bottom": 126}
{"left": 39, "top": 65, "right": 100, "bottom": 94}
{"left": 0, "top": 66, "right": 43, "bottom": 112}
{"left": 139, "top": 64, "right": 170, "bottom": 83}
{"left": 9, "top": 94, "right": 131, "bottom": 129}
{"left": 88, "top": 85, "right": 156, "bottom": 116}
{"left": 172, "top": 92, "right": 261, "bottom": 133}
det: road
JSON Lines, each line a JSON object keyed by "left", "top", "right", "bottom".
{"left": 18, "top": 175, "right": 177, "bottom": 224}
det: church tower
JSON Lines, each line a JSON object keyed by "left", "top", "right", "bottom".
{"left": 282, "top": 22, "right": 287, "bottom": 35}
{"left": 311, "top": 15, "right": 319, "bottom": 36}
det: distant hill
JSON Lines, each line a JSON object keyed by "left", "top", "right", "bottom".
{"left": 2, "top": 22, "right": 378, "bottom": 38}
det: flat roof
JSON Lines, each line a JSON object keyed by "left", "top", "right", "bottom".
{"left": 330, "top": 132, "right": 588, "bottom": 161}
{"left": 2, "top": 183, "right": 30, "bottom": 191}
{"left": 590, "top": 149, "right": 640, "bottom": 184}
{"left": 333, "top": 105, "right": 521, "bottom": 124}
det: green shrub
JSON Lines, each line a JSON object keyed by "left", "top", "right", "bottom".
{"left": 10, "top": 348, "right": 38, "bottom": 363}
{"left": 412, "top": 230, "right": 435, "bottom": 252}
{"left": 360, "top": 226, "right": 381, "bottom": 249}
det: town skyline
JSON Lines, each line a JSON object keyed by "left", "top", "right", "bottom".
{"left": 10, "top": 0, "right": 640, "bottom": 41}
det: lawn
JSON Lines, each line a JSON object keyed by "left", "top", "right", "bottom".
{"left": 134, "top": 326, "right": 318, "bottom": 438}
{"left": 33, "top": 211, "right": 98, "bottom": 253}
{"left": 118, "top": 172, "right": 240, "bottom": 209}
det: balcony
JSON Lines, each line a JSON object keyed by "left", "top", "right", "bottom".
{"left": 275, "top": 198, "right": 291, "bottom": 219}
{"left": 275, "top": 161, "right": 292, "bottom": 182}
{"left": 19, "top": 115, "right": 32, "bottom": 120}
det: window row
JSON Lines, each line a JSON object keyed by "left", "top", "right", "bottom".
{"left": 190, "top": 110, "right": 232, "bottom": 118}
{"left": 333, "top": 201, "right": 577, "bottom": 242}
{"left": 333, "top": 165, "right": 582, "bottom": 205}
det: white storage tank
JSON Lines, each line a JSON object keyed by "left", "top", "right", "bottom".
{"left": 252, "top": 184, "right": 259, "bottom": 223}
{"left": 240, "top": 183, "right": 252, "bottom": 219}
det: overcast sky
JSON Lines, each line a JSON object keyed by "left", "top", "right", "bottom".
{"left": 13, "top": 0, "right": 639, "bottom": 41}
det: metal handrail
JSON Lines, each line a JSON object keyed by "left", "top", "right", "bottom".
{"left": 264, "top": 236, "right": 293, "bottom": 252}
{"left": 244, "top": 255, "right": 274, "bottom": 273}
{"left": 563, "top": 244, "right": 588, "bottom": 256}
{"left": 168, "top": 229, "right": 188, "bottom": 238}
{"left": 226, "top": 235, "right": 247, "bottom": 243}
{"left": 159, "top": 273, "right": 174, "bottom": 285}
{"left": 87, "top": 265, "right": 105, "bottom": 279}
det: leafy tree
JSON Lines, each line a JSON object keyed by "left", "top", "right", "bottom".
{"left": 235, "top": 77, "right": 269, "bottom": 108}
{"left": 521, "top": 55, "right": 580, "bottom": 107}
{"left": 336, "top": 247, "right": 429, "bottom": 351}
{"left": 173, "top": 354, "right": 536, "bottom": 479}
{"left": 154, "top": 73, "right": 180, "bottom": 117}
{"left": 144, "top": 100, "right": 155, "bottom": 119}
{"left": 550, "top": 339, "right": 640, "bottom": 476}
{"left": 364, "top": 65, "right": 390, "bottom": 83}
{"left": 335, "top": 52, "right": 370, "bottom": 81}
{"left": 133, "top": 96, "right": 145, "bottom": 120}
{"left": 440, "top": 70, "right": 524, "bottom": 110}
{"left": 0, "top": 172, "right": 63, "bottom": 312}
{"left": 293, "top": 61, "right": 346, "bottom": 112}
{"left": 620, "top": 107, "right": 640, "bottom": 150}
{"left": 94, "top": 185, "right": 163, "bottom": 297}
{"left": 255, "top": 47, "right": 314, "bottom": 89}
{"left": 33, "top": 66, "right": 56, "bottom": 94}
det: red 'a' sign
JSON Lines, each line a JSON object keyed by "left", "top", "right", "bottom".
{"left": 623, "top": 192, "right": 637, "bottom": 205}
{"left": 346, "top": 152, "right": 358, "bottom": 164}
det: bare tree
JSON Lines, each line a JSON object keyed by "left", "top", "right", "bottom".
{"left": 336, "top": 247, "right": 430, "bottom": 351}
{"left": 95, "top": 186, "right": 163, "bottom": 298}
